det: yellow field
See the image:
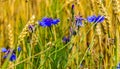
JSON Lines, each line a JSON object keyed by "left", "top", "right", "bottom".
{"left": 0, "top": 0, "right": 120, "bottom": 69}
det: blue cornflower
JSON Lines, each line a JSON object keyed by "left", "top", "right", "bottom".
{"left": 10, "top": 53, "right": 16, "bottom": 61}
{"left": 75, "top": 16, "right": 84, "bottom": 27}
{"left": 17, "top": 46, "right": 21, "bottom": 52}
{"left": 1, "top": 48, "right": 16, "bottom": 61}
{"left": 39, "top": 17, "right": 53, "bottom": 27}
{"left": 39, "top": 17, "right": 60, "bottom": 27}
{"left": 1, "top": 47, "right": 21, "bottom": 61}
{"left": 2, "top": 50, "right": 16, "bottom": 62}
{"left": 1, "top": 48, "right": 7, "bottom": 52}
{"left": 87, "top": 15, "right": 105, "bottom": 23}
{"left": 117, "top": 62, "right": 120, "bottom": 69}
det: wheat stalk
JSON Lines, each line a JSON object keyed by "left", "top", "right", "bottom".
{"left": 97, "top": 0, "right": 113, "bottom": 37}
{"left": 96, "top": 1, "right": 113, "bottom": 68}
{"left": 7, "top": 23, "right": 14, "bottom": 69}
{"left": 18, "top": 15, "right": 35, "bottom": 45}
{"left": 30, "top": 33, "right": 38, "bottom": 47}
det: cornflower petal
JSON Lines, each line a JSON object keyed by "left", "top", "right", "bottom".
{"left": 10, "top": 53, "right": 16, "bottom": 61}
{"left": 39, "top": 17, "right": 60, "bottom": 27}
{"left": 75, "top": 16, "right": 84, "bottom": 27}
{"left": 3, "top": 54, "right": 7, "bottom": 59}
{"left": 44, "top": 18, "right": 53, "bottom": 27}
{"left": 2, "top": 48, "right": 17, "bottom": 61}
{"left": 87, "top": 15, "right": 96, "bottom": 23}
{"left": 76, "top": 20, "right": 83, "bottom": 26}
{"left": 52, "top": 19, "right": 60, "bottom": 25}
{"left": 87, "top": 15, "right": 105, "bottom": 23}
{"left": 1, "top": 48, "right": 7, "bottom": 53}
{"left": 41, "top": 17, "right": 48, "bottom": 22}
{"left": 39, "top": 21, "right": 47, "bottom": 27}
{"left": 17, "top": 46, "right": 21, "bottom": 52}
{"left": 95, "top": 15, "right": 105, "bottom": 23}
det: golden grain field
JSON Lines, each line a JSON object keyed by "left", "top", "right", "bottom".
{"left": 0, "top": 0, "right": 120, "bottom": 69}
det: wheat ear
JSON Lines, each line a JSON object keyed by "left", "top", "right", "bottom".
{"left": 112, "top": 0, "right": 120, "bottom": 22}
{"left": 18, "top": 15, "right": 35, "bottom": 45}
{"left": 8, "top": 24, "right": 14, "bottom": 49}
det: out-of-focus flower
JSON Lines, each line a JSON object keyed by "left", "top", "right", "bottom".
{"left": 86, "top": 15, "right": 96, "bottom": 22}
{"left": 28, "top": 24, "right": 35, "bottom": 33}
{"left": 62, "top": 36, "right": 70, "bottom": 44}
{"left": 75, "top": 16, "right": 84, "bottom": 27}
{"left": 72, "top": 4, "right": 74, "bottom": 10}
{"left": 87, "top": 15, "right": 105, "bottom": 23}
{"left": 1, "top": 47, "right": 21, "bottom": 61}
{"left": 2, "top": 48, "right": 16, "bottom": 61}
{"left": 17, "top": 46, "right": 21, "bottom": 52}
{"left": 80, "top": 64, "right": 83, "bottom": 68}
{"left": 52, "top": 19, "right": 60, "bottom": 25}
{"left": 10, "top": 53, "right": 16, "bottom": 61}
{"left": 1, "top": 48, "right": 7, "bottom": 52}
{"left": 117, "top": 62, "right": 120, "bottom": 69}
{"left": 70, "top": 30, "right": 77, "bottom": 37}
{"left": 38, "top": 17, "right": 60, "bottom": 27}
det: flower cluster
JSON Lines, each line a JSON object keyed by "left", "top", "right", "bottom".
{"left": 1, "top": 46, "right": 21, "bottom": 61}
{"left": 62, "top": 15, "right": 105, "bottom": 44}
{"left": 75, "top": 15, "right": 105, "bottom": 27}
{"left": 39, "top": 17, "right": 60, "bottom": 27}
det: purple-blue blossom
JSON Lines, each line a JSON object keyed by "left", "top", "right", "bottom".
{"left": 1, "top": 47, "right": 21, "bottom": 61}
{"left": 10, "top": 53, "right": 16, "bottom": 61}
{"left": 17, "top": 46, "right": 21, "bottom": 52}
{"left": 75, "top": 16, "right": 84, "bottom": 27}
{"left": 52, "top": 19, "right": 60, "bottom": 25}
{"left": 39, "top": 17, "right": 60, "bottom": 27}
{"left": 87, "top": 15, "right": 105, "bottom": 23}
{"left": 1, "top": 48, "right": 7, "bottom": 52}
